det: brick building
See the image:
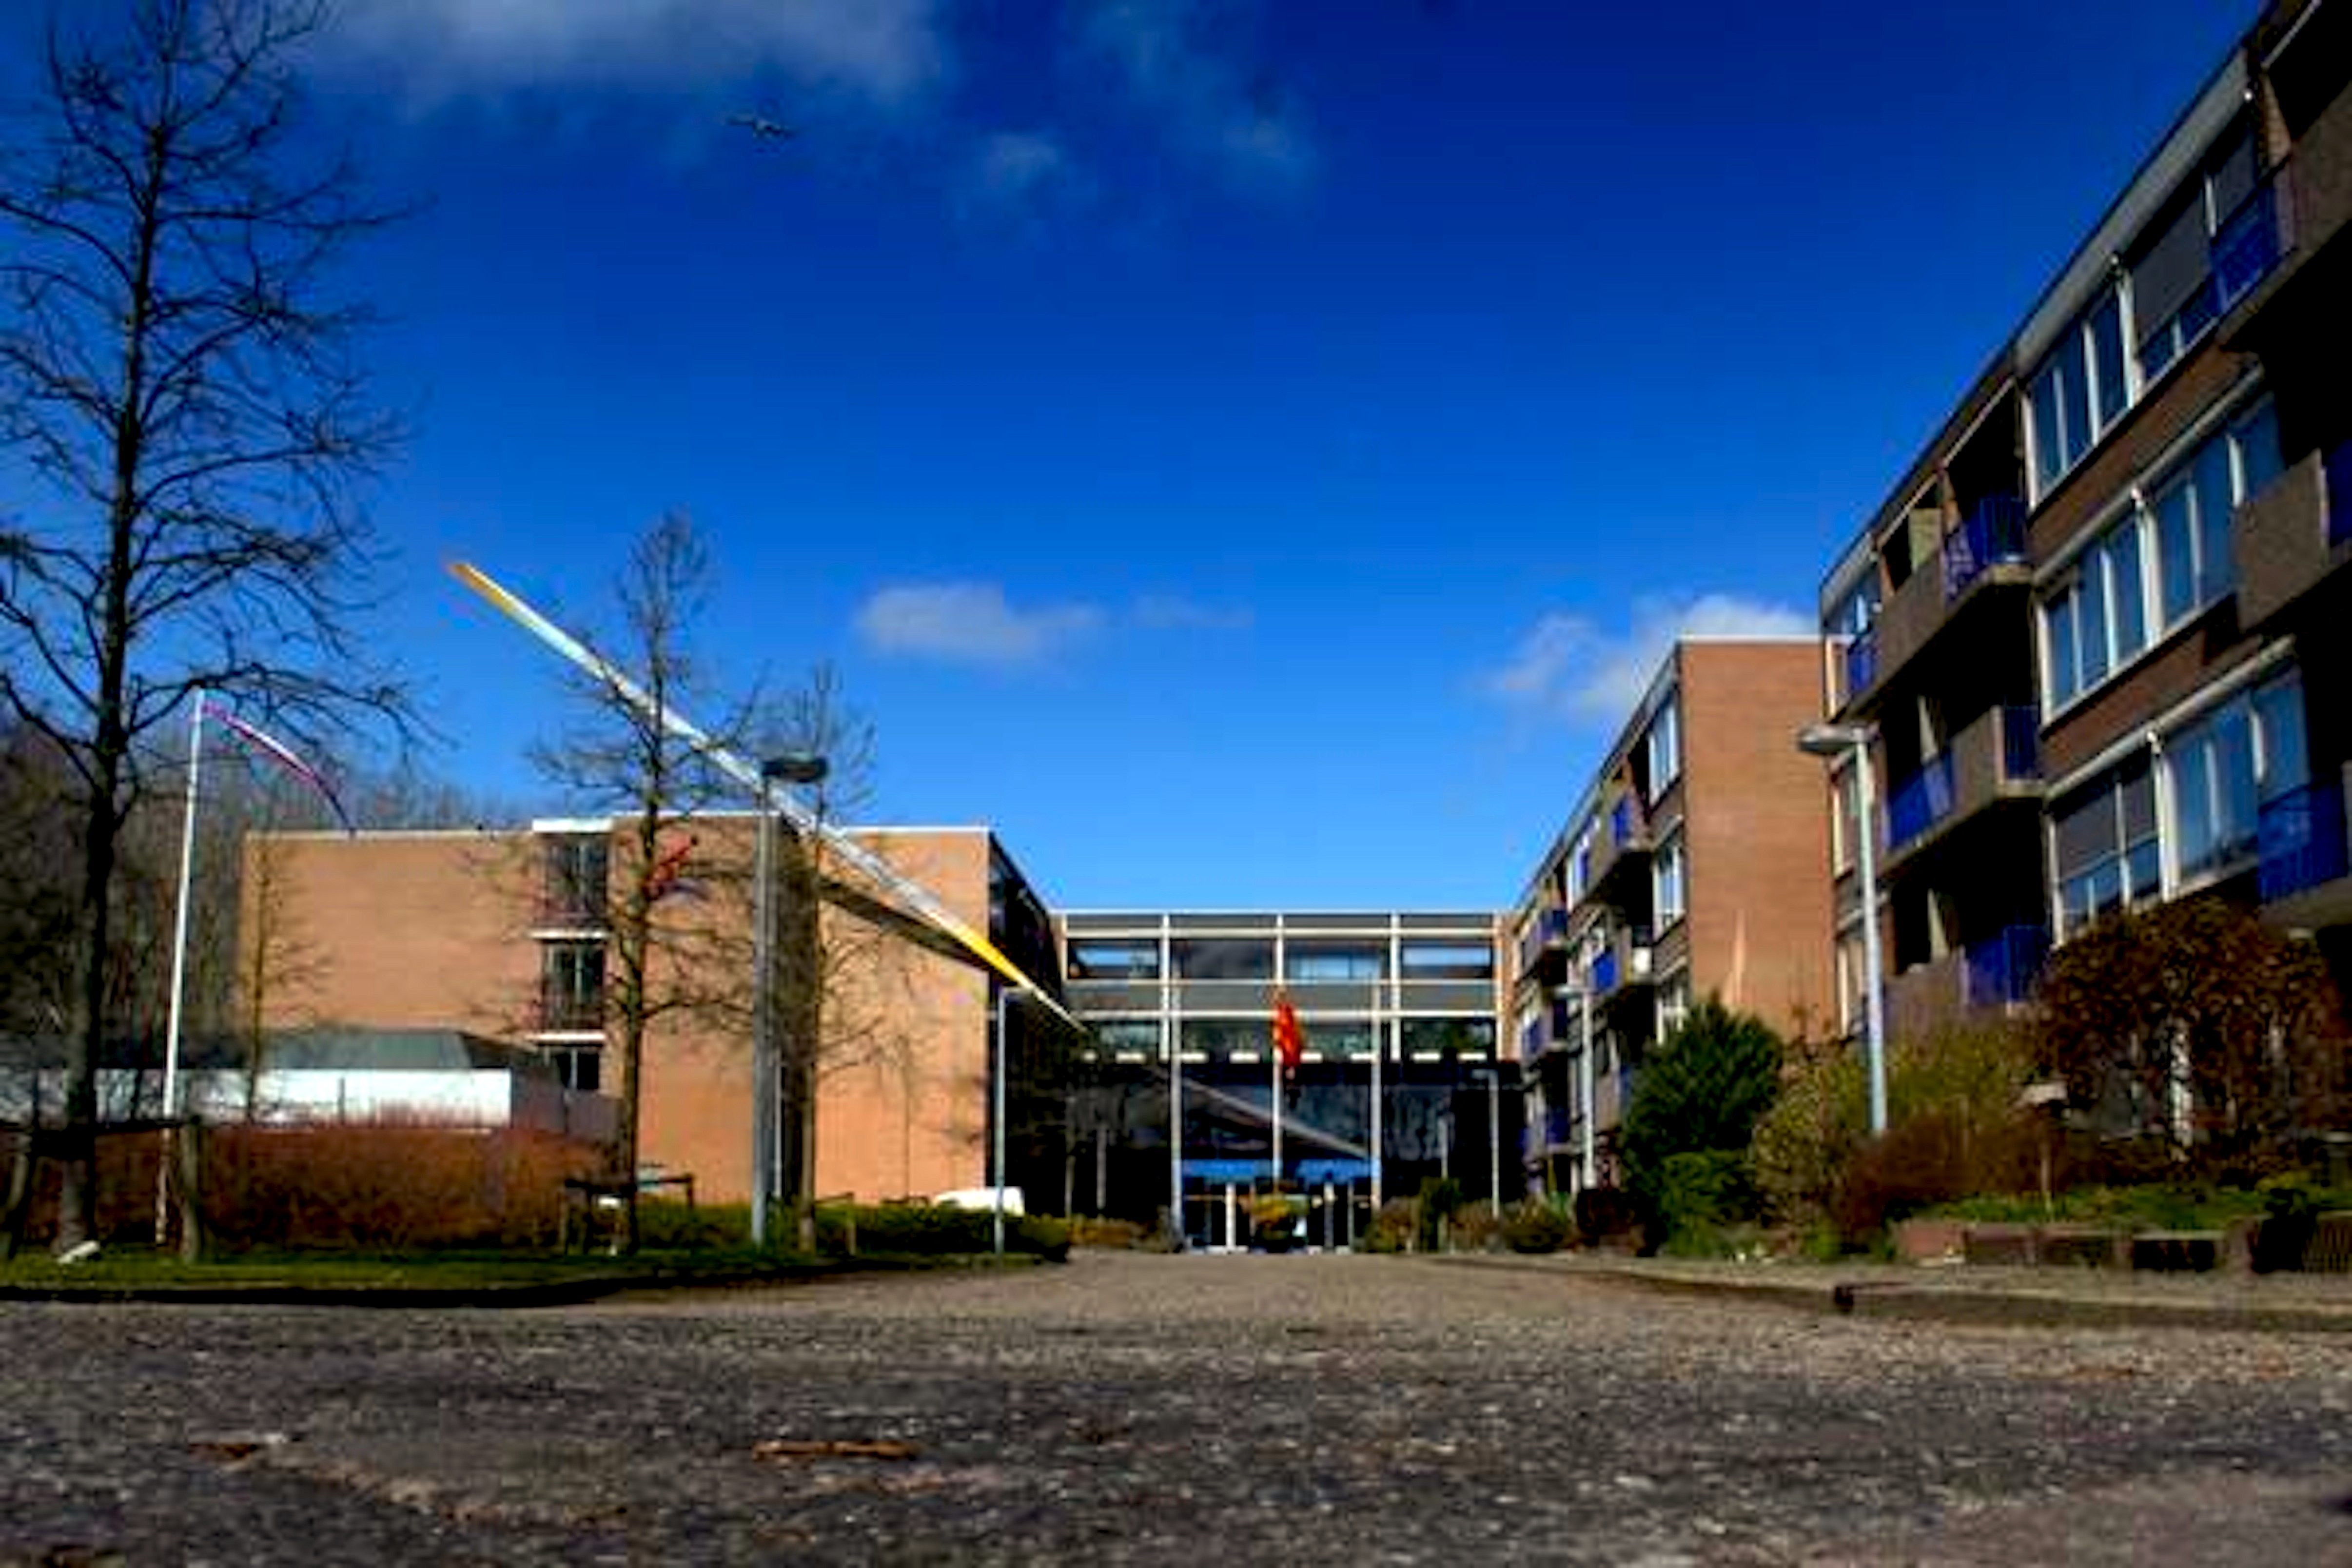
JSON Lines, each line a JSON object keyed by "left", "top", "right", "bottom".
{"left": 1509, "top": 638, "right": 1833, "bottom": 1194}
{"left": 1818, "top": 0, "right": 2352, "bottom": 1032}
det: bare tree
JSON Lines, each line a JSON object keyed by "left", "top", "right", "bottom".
{"left": 0, "top": 0, "right": 408, "bottom": 1247}
{"left": 532, "top": 514, "right": 754, "bottom": 1254}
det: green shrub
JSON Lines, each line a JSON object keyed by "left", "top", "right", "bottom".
{"left": 1654, "top": 1149, "right": 1751, "bottom": 1243}
{"left": 817, "top": 1201, "right": 1069, "bottom": 1261}
{"left": 1449, "top": 1200, "right": 1504, "bottom": 1253}
{"left": 1357, "top": 1199, "right": 1416, "bottom": 1254}
{"left": 1501, "top": 1199, "right": 1574, "bottom": 1254}
{"left": 1619, "top": 999, "right": 1782, "bottom": 1220}
{"left": 1416, "top": 1176, "right": 1462, "bottom": 1253}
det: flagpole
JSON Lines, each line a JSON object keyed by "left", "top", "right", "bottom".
{"left": 1270, "top": 1010, "right": 1282, "bottom": 1185}
{"left": 156, "top": 689, "right": 207, "bottom": 1242}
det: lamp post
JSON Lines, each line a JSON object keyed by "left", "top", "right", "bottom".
{"left": 1797, "top": 721, "right": 1886, "bottom": 1136}
{"left": 1470, "top": 1066, "right": 1501, "bottom": 1211}
{"left": 750, "top": 752, "right": 825, "bottom": 1249}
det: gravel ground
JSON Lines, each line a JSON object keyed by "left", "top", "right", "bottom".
{"left": 3, "top": 1253, "right": 2350, "bottom": 1565}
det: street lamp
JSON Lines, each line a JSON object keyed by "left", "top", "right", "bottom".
{"left": 1796, "top": 721, "right": 1886, "bottom": 1136}
{"left": 1469, "top": 1065, "right": 1502, "bottom": 1212}
{"left": 751, "top": 751, "right": 826, "bottom": 1249}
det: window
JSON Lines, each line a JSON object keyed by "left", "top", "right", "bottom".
{"left": 1401, "top": 1019, "right": 1496, "bottom": 1058}
{"left": 2132, "top": 127, "right": 2260, "bottom": 384}
{"left": 1286, "top": 943, "right": 1384, "bottom": 981}
{"left": 1830, "top": 761, "right": 1860, "bottom": 875}
{"left": 1172, "top": 939, "right": 1274, "bottom": 980}
{"left": 1399, "top": 941, "right": 1494, "bottom": 980}
{"left": 1646, "top": 696, "right": 1682, "bottom": 797}
{"left": 1652, "top": 833, "right": 1687, "bottom": 927}
{"left": 2150, "top": 399, "right": 2280, "bottom": 628}
{"left": 2168, "top": 673, "right": 2306, "bottom": 882}
{"left": 1835, "top": 929, "right": 1869, "bottom": 1035}
{"left": 544, "top": 1043, "right": 601, "bottom": 1094}
{"left": 1568, "top": 828, "right": 1594, "bottom": 904}
{"left": 1068, "top": 940, "right": 1159, "bottom": 980}
{"left": 2043, "top": 514, "right": 2149, "bottom": 706}
{"left": 1090, "top": 1020, "right": 1164, "bottom": 1055}
{"left": 541, "top": 834, "right": 608, "bottom": 924}
{"left": 2030, "top": 283, "right": 2130, "bottom": 496}
{"left": 1657, "top": 973, "right": 1690, "bottom": 1040}
{"left": 2053, "top": 758, "right": 2161, "bottom": 934}
{"left": 538, "top": 941, "right": 606, "bottom": 1032}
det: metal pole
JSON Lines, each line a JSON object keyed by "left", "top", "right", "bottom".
{"left": 993, "top": 984, "right": 1009, "bottom": 1257}
{"left": 1169, "top": 976, "right": 1184, "bottom": 1247}
{"left": 155, "top": 691, "right": 207, "bottom": 1242}
{"left": 1579, "top": 988, "right": 1596, "bottom": 1192}
{"left": 1854, "top": 740, "right": 1889, "bottom": 1137}
{"left": 1487, "top": 1069, "right": 1501, "bottom": 1212}
{"left": 750, "top": 784, "right": 776, "bottom": 1247}
{"left": 1270, "top": 1031, "right": 1282, "bottom": 1185}
{"left": 1369, "top": 980, "right": 1383, "bottom": 1210}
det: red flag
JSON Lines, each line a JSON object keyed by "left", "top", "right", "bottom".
{"left": 1272, "top": 990, "right": 1305, "bottom": 1076}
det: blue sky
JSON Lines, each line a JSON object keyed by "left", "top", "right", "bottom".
{"left": 16, "top": 0, "right": 2260, "bottom": 910}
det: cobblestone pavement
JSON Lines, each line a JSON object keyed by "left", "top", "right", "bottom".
{"left": 4, "top": 1254, "right": 2350, "bottom": 1565}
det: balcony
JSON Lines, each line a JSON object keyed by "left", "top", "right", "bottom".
{"left": 1516, "top": 906, "right": 1570, "bottom": 986}
{"left": 1882, "top": 706, "right": 2042, "bottom": 863}
{"left": 1940, "top": 495, "right": 2027, "bottom": 601}
{"left": 2212, "top": 177, "right": 2285, "bottom": 316}
{"left": 1963, "top": 925, "right": 2049, "bottom": 1009}
{"left": 2259, "top": 779, "right": 2351, "bottom": 903}
{"left": 1585, "top": 794, "right": 1653, "bottom": 904}
{"left": 1519, "top": 1018, "right": 1545, "bottom": 1064}
{"left": 1589, "top": 926, "right": 1655, "bottom": 1001}
{"left": 1542, "top": 1106, "right": 1575, "bottom": 1152}
{"left": 1842, "top": 629, "right": 1879, "bottom": 706}
{"left": 2235, "top": 447, "right": 2352, "bottom": 628}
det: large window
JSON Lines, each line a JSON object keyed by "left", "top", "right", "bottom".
{"left": 2041, "top": 397, "right": 2280, "bottom": 712}
{"left": 2030, "top": 283, "right": 2129, "bottom": 496}
{"left": 1068, "top": 940, "right": 1160, "bottom": 980}
{"left": 1652, "top": 833, "right": 1687, "bottom": 927}
{"left": 2169, "top": 673, "right": 2306, "bottom": 883}
{"left": 1286, "top": 943, "right": 1384, "bottom": 981}
{"left": 541, "top": 834, "right": 608, "bottom": 924}
{"left": 538, "top": 941, "right": 606, "bottom": 1032}
{"left": 2132, "top": 127, "right": 2259, "bottom": 385}
{"left": 1090, "top": 1019, "right": 1164, "bottom": 1056}
{"left": 1645, "top": 696, "right": 1682, "bottom": 798}
{"left": 2053, "top": 758, "right": 2161, "bottom": 934}
{"left": 1401, "top": 1018, "right": 1496, "bottom": 1058}
{"left": 1830, "top": 761, "right": 1861, "bottom": 876}
{"left": 2044, "top": 511, "right": 2149, "bottom": 707}
{"left": 2152, "top": 398, "right": 2283, "bottom": 628}
{"left": 1399, "top": 941, "right": 1493, "bottom": 980}
{"left": 1173, "top": 939, "right": 1273, "bottom": 980}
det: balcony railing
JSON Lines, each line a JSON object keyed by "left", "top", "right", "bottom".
{"left": 2001, "top": 706, "right": 2040, "bottom": 780}
{"left": 2258, "top": 780, "right": 2351, "bottom": 902}
{"left": 1609, "top": 794, "right": 1647, "bottom": 853}
{"left": 1519, "top": 1019, "right": 1544, "bottom": 1063}
{"left": 1516, "top": 906, "right": 1569, "bottom": 976}
{"left": 1843, "top": 629, "right": 1879, "bottom": 702}
{"left": 1543, "top": 1106, "right": 1575, "bottom": 1150}
{"left": 1941, "top": 495, "right": 2027, "bottom": 601}
{"left": 1885, "top": 754, "right": 1957, "bottom": 853}
{"left": 2328, "top": 441, "right": 2351, "bottom": 549}
{"left": 1963, "top": 925, "right": 2049, "bottom": 1009}
{"left": 2212, "top": 178, "right": 2283, "bottom": 316}
{"left": 1590, "top": 948, "right": 1619, "bottom": 996}
{"left": 1885, "top": 706, "right": 2041, "bottom": 855}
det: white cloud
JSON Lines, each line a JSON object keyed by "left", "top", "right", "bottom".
{"left": 1132, "top": 594, "right": 1252, "bottom": 632}
{"left": 1488, "top": 594, "right": 1815, "bottom": 720}
{"left": 957, "top": 130, "right": 1087, "bottom": 221}
{"left": 855, "top": 582, "right": 1104, "bottom": 667}
{"left": 1075, "top": 0, "right": 1318, "bottom": 192}
{"left": 331, "top": 0, "right": 948, "bottom": 101}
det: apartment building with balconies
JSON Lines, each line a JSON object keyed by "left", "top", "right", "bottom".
{"left": 1822, "top": 0, "right": 2352, "bottom": 1025}
{"left": 1510, "top": 638, "right": 1833, "bottom": 1195}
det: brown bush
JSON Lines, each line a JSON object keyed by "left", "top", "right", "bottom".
{"left": 201, "top": 1122, "right": 600, "bottom": 1251}
{"left": 1830, "top": 1108, "right": 2039, "bottom": 1245}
